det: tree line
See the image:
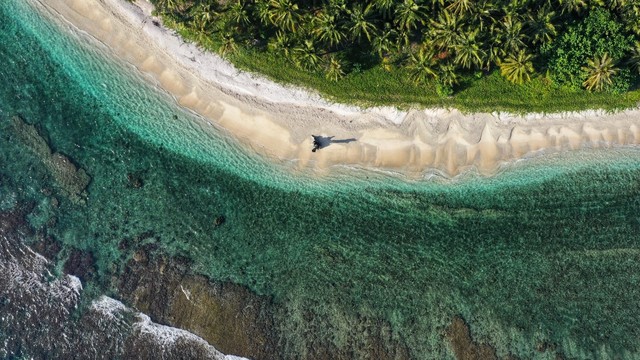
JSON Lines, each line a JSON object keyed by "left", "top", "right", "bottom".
{"left": 152, "top": 0, "right": 640, "bottom": 95}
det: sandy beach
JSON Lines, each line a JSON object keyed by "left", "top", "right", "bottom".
{"left": 35, "top": 0, "right": 640, "bottom": 177}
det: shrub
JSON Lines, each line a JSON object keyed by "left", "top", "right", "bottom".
{"left": 608, "top": 68, "right": 637, "bottom": 94}
{"left": 436, "top": 83, "right": 454, "bottom": 97}
{"left": 542, "top": 8, "right": 634, "bottom": 88}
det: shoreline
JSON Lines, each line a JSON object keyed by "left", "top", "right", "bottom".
{"left": 35, "top": 0, "right": 640, "bottom": 177}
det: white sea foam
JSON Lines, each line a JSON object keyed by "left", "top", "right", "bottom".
{"left": 91, "top": 295, "right": 128, "bottom": 319}
{"left": 66, "top": 274, "right": 83, "bottom": 294}
{"left": 89, "top": 296, "right": 252, "bottom": 359}
{"left": 135, "top": 313, "right": 251, "bottom": 359}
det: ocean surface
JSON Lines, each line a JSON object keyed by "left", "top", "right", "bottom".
{"left": 1, "top": 0, "right": 640, "bottom": 358}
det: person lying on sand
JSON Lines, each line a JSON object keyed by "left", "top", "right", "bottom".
{"left": 312, "top": 135, "right": 321, "bottom": 152}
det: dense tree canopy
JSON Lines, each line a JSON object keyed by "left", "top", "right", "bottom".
{"left": 152, "top": 0, "right": 640, "bottom": 94}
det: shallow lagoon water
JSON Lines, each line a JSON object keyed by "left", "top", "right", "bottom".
{"left": 2, "top": 0, "right": 640, "bottom": 358}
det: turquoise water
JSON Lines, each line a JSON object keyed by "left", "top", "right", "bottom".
{"left": 2, "top": 0, "right": 640, "bottom": 358}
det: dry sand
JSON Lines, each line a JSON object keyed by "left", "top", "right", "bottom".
{"left": 34, "top": 0, "right": 640, "bottom": 177}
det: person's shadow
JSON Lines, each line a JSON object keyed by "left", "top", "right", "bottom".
{"left": 312, "top": 135, "right": 356, "bottom": 152}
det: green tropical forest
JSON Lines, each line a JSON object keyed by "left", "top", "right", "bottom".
{"left": 150, "top": 0, "right": 640, "bottom": 111}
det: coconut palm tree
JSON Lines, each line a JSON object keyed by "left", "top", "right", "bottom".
{"left": 408, "top": 48, "right": 438, "bottom": 84}
{"left": 499, "top": 50, "right": 534, "bottom": 84}
{"left": 394, "top": 0, "right": 427, "bottom": 31}
{"left": 268, "top": 30, "right": 294, "bottom": 56}
{"left": 292, "top": 40, "right": 321, "bottom": 71}
{"left": 559, "top": 0, "right": 587, "bottom": 14}
{"left": 429, "top": 11, "right": 463, "bottom": 51}
{"left": 526, "top": 5, "right": 557, "bottom": 46}
{"left": 372, "top": 0, "right": 396, "bottom": 18}
{"left": 325, "top": 55, "right": 346, "bottom": 81}
{"left": 582, "top": 53, "right": 619, "bottom": 91}
{"left": 326, "top": 0, "right": 349, "bottom": 15}
{"left": 349, "top": 3, "right": 378, "bottom": 42}
{"left": 160, "top": 0, "right": 190, "bottom": 15}
{"left": 312, "top": 12, "right": 345, "bottom": 47}
{"left": 371, "top": 23, "right": 398, "bottom": 58}
{"left": 191, "top": 3, "right": 216, "bottom": 32}
{"left": 493, "top": 14, "right": 527, "bottom": 58}
{"left": 254, "top": 1, "right": 272, "bottom": 26}
{"left": 219, "top": 33, "right": 237, "bottom": 55}
{"left": 269, "top": 0, "right": 299, "bottom": 32}
{"left": 437, "top": 62, "right": 459, "bottom": 87}
{"left": 466, "top": 0, "right": 495, "bottom": 32}
{"left": 453, "top": 29, "right": 486, "bottom": 69}
{"left": 627, "top": 41, "right": 640, "bottom": 74}
{"left": 225, "top": 0, "right": 251, "bottom": 30}
{"left": 446, "top": 0, "right": 473, "bottom": 16}
{"left": 155, "top": 0, "right": 177, "bottom": 14}
{"left": 620, "top": 3, "right": 640, "bottom": 35}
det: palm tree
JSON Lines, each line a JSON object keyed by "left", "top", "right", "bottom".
{"left": 372, "top": 0, "right": 396, "bottom": 18}
{"left": 394, "top": 0, "right": 427, "bottom": 31}
{"left": 254, "top": 1, "right": 272, "bottom": 25}
{"left": 408, "top": 48, "right": 438, "bottom": 84}
{"left": 493, "top": 14, "right": 527, "bottom": 58}
{"left": 269, "top": 0, "right": 299, "bottom": 32}
{"left": 156, "top": 0, "right": 178, "bottom": 14}
{"left": 582, "top": 53, "right": 619, "bottom": 91}
{"left": 620, "top": 3, "right": 640, "bottom": 35}
{"left": 191, "top": 3, "right": 216, "bottom": 32}
{"left": 627, "top": 41, "right": 640, "bottom": 74}
{"left": 446, "top": 0, "right": 473, "bottom": 16}
{"left": 526, "top": 5, "right": 557, "bottom": 46}
{"left": 349, "top": 4, "right": 377, "bottom": 42}
{"left": 371, "top": 23, "right": 398, "bottom": 58}
{"left": 292, "top": 40, "right": 321, "bottom": 71}
{"left": 160, "top": 0, "right": 190, "bottom": 15}
{"left": 268, "top": 30, "right": 294, "bottom": 56}
{"left": 225, "top": 0, "right": 251, "bottom": 30}
{"left": 325, "top": 55, "right": 346, "bottom": 81}
{"left": 499, "top": 50, "right": 534, "bottom": 84}
{"left": 312, "top": 12, "right": 345, "bottom": 47}
{"left": 429, "top": 11, "right": 462, "bottom": 51}
{"left": 466, "top": 0, "right": 495, "bottom": 32}
{"left": 219, "top": 33, "right": 237, "bottom": 55}
{"left": 453, "top": 29, "right": 486, "bottom": 69}
{"left": 326, "top": 0, "right": 349, "bottom": 15}
{"left": 559, "top": 0, "right": 587, "bottom": 14}
{"left": 437, "top": 62, "right": 459, "bottom": 87}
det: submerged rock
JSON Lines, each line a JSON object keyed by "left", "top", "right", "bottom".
{"left": 214, "top": 215, "right": 226, "bottom": 227}
{"left": 0, "top": 208, "right": 246, "bottom": 360}
{"left": 116, "top": 246, "right": 412, "bottom": 360}
{"left": 445, "top": 316, "right": 498, "bottom": 360}
{"left": 31, "top": 234, "right": 62, "bottom": 261}
{"left": 9, "top": 116, "right": 91, "bottom": 204}
{"left": 63, "top": 249, "right": 96, "bottom": 284}
{"left": 127, "top": 172, "right": 144, "bottom": 189}
{"left": 117, "top": 248, "right": 278, "bottom": 359}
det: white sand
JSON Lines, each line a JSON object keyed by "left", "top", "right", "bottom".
{"left": 34, "top": 0, "right": 640, "bottom": 177}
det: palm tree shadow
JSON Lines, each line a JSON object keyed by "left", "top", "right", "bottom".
{"left": 312, "top": 135, "right": 357, "bottom": 151}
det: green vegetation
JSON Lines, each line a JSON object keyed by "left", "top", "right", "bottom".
{"left": 541, "top": 7, "right": 634, "bottom": 90}
{"left": 151, "top": 0, "right": 640, "bottom": 112}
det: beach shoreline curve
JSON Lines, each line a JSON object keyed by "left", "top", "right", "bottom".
{"left": 33, "top": 0, "right": 640, "bottom": 177}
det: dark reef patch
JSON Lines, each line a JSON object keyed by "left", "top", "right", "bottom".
{"left": 117, "top": 245, "right": 279, "bottom": 359}
{"left": 9, "top": 115, "right": 90, "bottom": 204}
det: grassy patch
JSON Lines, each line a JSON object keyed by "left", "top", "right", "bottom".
{"left": 161, "top": 16, "right": 640, "bottom": 114}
